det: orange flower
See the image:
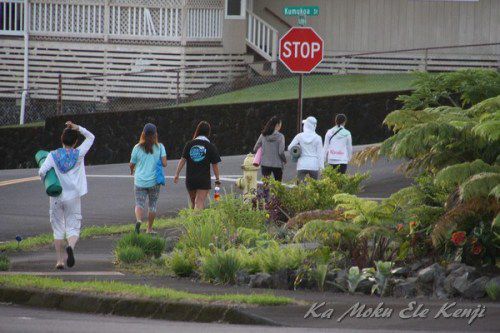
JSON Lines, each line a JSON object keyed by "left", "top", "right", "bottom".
{"left": 397, "top": 223, "right": 404, "bottom": 232}
{"left": 409, "top": 221, "right": 417, "bottom": 228}
{"left": 472, "top": 243, "right": 483, "bottom": 255}
{"left": 451, "top": 231, "right": 466, "bottom": 246}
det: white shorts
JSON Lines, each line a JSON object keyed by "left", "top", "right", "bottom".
{"left": 49, "top": 196, "right": 82, "bottom": 240}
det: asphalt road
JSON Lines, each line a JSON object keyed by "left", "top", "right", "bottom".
{"left": 0, "top": 150, "right": 411, "bottom": 241}
{"left": 1, "top": 302, "right": 487, "bottom": 333}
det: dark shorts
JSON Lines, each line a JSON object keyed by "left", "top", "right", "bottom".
{"left": 261, "top": 166, "right": 283, "bottom": 182}
{"left": 330, "top": 164, "right": 347, "bottom": 174}
{"left": 186, "top": 177, "right": 211, "bottom": 191}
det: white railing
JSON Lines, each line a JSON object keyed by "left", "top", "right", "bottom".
{"left": 186, "top": 7, "right": 222, "bottom": 40}
{"left": 0, "top": 0, "right": 224, "bottom": 42}
{"left": 246, "top": 10, "right": 277, "bottom": 62}
{"left": 31, "top": 2, "right": 105, "bottom": 37}
{"left": 0, "top": 0, "right": 25, "bottom": 36}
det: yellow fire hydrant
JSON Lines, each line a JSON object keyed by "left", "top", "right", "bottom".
{"left": 236, "top": 153, "right": 259, "bottom": 198}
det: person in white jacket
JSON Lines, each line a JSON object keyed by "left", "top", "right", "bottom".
{"left": 288, "top": 116, "right": 324, "bottom": 181}
{"left": 38, "top": 121, "right": 95, "bottom": 269}
{"left": 323, "top": 114, "right": 353, "bottom": 174}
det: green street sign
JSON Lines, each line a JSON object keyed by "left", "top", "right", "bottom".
{"left": 283, "top": 6, "right": 319, "bottom": 17}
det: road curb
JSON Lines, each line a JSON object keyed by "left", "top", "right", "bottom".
{"left": 0, "top": 286, "right": 282, "bottom": 326}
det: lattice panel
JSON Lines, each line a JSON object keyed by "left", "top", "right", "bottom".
{"left": 110, "top": 5, "right": 181, "bottom": 38}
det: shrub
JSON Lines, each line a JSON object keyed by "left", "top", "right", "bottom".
{"left": 116, "top": 233, "right": 165, "bottom": 258}
{"left": 311, "top": 264, "right": 329, "bottom": 292}
{"left": 0, "top": 254, "right": 9, "bottom": 271}
{"left": 257, "top": 243, "right": 308, "bottom": 274}
{"left": 269, "top": 168, "right": 367, "bottom": 217}
{"left": 176, "top": 196, "right": 267, "bottom": 251}
{"left": 236, "top": 227, "right": 271, "bottom": 248}
{"left": 116, "top": 246, "right": 145, "bottom": 264}
{"left": 485, "top": 279, "right": 500, "bottom": 301}
{"left": 200, "top": 248, "right": 242, "bottom": 284}
{"left": 294, "top": 220, "right": 361, "bottom": 249}
{"left": 168, "top": 249, "right": 196, "bottom": 277}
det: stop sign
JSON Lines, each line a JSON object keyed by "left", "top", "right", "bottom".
{"left": 279, "top": 27, "right": 324, "bottom": 73}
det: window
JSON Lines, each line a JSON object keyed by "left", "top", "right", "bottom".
{"left": 225, "top": 0, "right": 246, "bottom": 19}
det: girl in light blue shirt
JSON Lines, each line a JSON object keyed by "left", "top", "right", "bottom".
{"left": 129, "top": 123, "right": 167, "bottom": 234}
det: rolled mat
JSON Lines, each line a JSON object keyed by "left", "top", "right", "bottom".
{"left": 35, "top": 150, "right": 62, "bottom": 197}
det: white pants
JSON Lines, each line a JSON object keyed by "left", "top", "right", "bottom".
{"left": 49, "top": 196, "right": 82, "bottom": 240}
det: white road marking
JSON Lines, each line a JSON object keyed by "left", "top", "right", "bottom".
{"left": 0, "top": 271, "right": 124, "bottom": 276}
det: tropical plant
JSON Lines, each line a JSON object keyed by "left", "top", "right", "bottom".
{"left": 116, "top": 233, "right": 165, "bottom": 259}
{"left": 485, "top": 279, "right": 500, "bottom": 301}
{"left": 257, "top": 242, "right": 308, "bottom": 274}
{"left": 116, "top": 245, "right": 145, "bottom": 264}
{"left": 346, "top": 266, "right": 372, "bottom": 294}
{"left": 396, "top": 69, "right": 500, "bottom": 110}
{"left": 0, "top": 254, "right": 9, "bottom": 271}
{"left": 370, "top": 261, "right": 394, "bottom": 296}
{"left": 311, "top": 264, "right": 329, "bottom": 292}
{"left": 293, "top": 220, "right": 361, "bottom": 250}
{"left": 168, "top": 249, "right": 196, "bottom": 277}
{"left": 200, "top": 248, "right": 242, "bottom": 284}
{"left": 268, "top": 167, "right": 367, "bottom": 218}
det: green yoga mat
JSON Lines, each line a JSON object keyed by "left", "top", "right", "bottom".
{"left": 35, "top": 150, "right": 62, "bottom": 197}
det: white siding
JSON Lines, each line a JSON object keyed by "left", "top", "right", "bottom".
{"left": 253, "top": 0, "right": 500, "bottom": 55}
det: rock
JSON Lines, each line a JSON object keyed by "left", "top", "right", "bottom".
{"left": 417, "top": 263, "right": 444, "bottom": 284}
{"left": 452, "top": 272, "right": 471, "bottom": 294}
{"left": 433, "top": 274, "right": 449, "bottom": 300}
{"left": 235, "top": 271, "right": 250, "bottom": 285}
{"left": 391, "top": 267, "right": 411, "bottom": 278}
{"left": 410, "top": 258, "right": 432, "bottom": 272}
{"left": 444, "top": 274, "right": 459, "bottom": 296}
{"left": 445, "top": 262, "right": 465, "bottom": 275}
{"left": 357, "top": 278, "right": 375, "bottom": 294}
{"left": 249, "top": 273, "right": 272, "bottom": 288}
{"left": 415, "top": 263, "right": 445, "bottom": 296}
{"left": 334, "top": 269, "right": 348, "bottom": 290}
{"left": 164, "top": 236, "right": 178, "bottom": 253}
{"left": 462, "top": 277, "right": 489, "bottom": 299}
{"left": 393, "top": 277, "right": 417, "bottom": 298}
{"left": 271, "top": 269, "right": 289, "bottom": 290}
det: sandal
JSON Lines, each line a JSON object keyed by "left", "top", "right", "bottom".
{"left": 146, "top": 230, "right": 157, "bottom": 235}
{"left": 135, "top": 222, "right": 141, "bottom": 234}
{"left": 55, "top": 264, "right": 65, "bottom": 270}
{"left": 66, "top": 246, "right": 75, "bottom": 268}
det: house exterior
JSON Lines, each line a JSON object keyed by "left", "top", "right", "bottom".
{"left": 0, "top": 0, "right": 499, "bottom": 123}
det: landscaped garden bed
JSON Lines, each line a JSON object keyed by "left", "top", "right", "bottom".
{"left": 114, "top": 69, "right": 500, "bottom": 302}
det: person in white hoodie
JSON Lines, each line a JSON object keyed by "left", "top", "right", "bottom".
{"left": 38, "top": 121, "right": 95, "bottom": 269}
{"left": 323, "top": 114, "right": 353, "bottom": 174}
{"left": 288, "top": 116, "right": 324, "bottom": 181}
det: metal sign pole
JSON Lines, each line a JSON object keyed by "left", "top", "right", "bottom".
{"left": 297, "top": 73, "right": 303, "bottom": 133}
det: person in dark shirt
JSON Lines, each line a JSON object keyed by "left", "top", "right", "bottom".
{"left": 174, "top": 121, "right": 221, "bottom": 209}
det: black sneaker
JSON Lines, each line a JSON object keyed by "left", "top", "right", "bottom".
{"left": 66, "top": 246, "right": 75, "bottom": 268}
{"left": 135, "top": 221, "right": 141, "bottom": 234}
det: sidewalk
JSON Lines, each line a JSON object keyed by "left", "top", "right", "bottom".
{"left": 4, "top": 235, "right": 500, "bottom": 331}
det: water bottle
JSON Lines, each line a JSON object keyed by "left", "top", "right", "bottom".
{"left": 214, "top": 186, "right": 220, "bottom": 201}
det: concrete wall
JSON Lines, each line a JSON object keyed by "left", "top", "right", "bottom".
{"left": 252, "top": 0, "right": 500, "bottom": 55}
{"left": 0, "top": 91, "right": 405, "bottom": 169}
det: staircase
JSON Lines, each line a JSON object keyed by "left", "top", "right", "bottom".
{"left": 245, "top": 10, "right": 278, "bottom": 75}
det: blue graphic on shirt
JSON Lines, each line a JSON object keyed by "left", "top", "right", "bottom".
{"left": 190, "top": 145, "right": 207, "bottom": 162}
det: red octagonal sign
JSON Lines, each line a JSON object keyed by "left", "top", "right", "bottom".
{"left": 279, "top": 27, "right": 324, "bottom": 73}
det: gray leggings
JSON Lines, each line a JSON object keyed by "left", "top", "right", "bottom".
{"left": 297, "top": 170, "right": 319, "bottom": 181}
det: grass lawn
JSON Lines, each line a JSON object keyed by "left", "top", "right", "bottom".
{"left": 0, "top": 218, "right": 182, "bottom": 253}
{"left": 180, "top": 73, "right": 415, "bottom": 107}
{"left": 0, "top": 275, "right": 294, "bottom": 306}
{"left": 0, "top": 121, "right": 45, "bottom": 129}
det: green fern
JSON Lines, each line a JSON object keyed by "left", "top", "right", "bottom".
{"left": 435, "top": 160, "right": 499, "bottom": 192}
{"left": 459, "top": 172, "right": 500, "bottom": 201}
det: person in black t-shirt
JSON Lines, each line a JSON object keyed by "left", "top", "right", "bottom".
{"left": 174, "top": 121, "right": 221, "bottom": 209}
